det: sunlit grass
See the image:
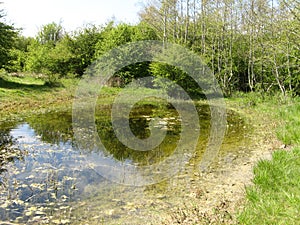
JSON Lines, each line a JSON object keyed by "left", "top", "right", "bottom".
{"left": 0, "top": 73, "right": 78, "bottom": 121}
{"left": 2, "top": 72, "right": 300, "bottom": 224}
{"left": 277, "top": 103, "right": 300, "bottom": 145}
{"left": 3, "top": 73, "right": 44, "bottom": 86}
{"left": 238, "top": 94, "right": 300, "bottom": 225}
{"left": 238, "top": 147, "right": 300, "bottom": 224}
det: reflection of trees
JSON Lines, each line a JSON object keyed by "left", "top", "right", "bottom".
{"left": 0, "top": 122, "right": 19, "bottom": 174}
{"left": 0, "top": 129, "right": 13, "bottom": 147}
{"left": 97, "top": 118, "right": 180, "bottom": 165}
{"left": 96, "top": 104, "right": 182, "bottom": 166}
{"left": 22, "top": 104, "right": 241, "bottom": 168}
{"left": 22, "top": 106, "right": 182, "bottom": 166}
{"left": 26, "top": 112, "right": 73, "bottom": 145}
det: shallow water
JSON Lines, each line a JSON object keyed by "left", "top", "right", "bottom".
{"left": 0, "top": 103, "right": 250, "bottom": 224}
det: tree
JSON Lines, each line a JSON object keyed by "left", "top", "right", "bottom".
{"left": 140, "top": 0, "right": 300, "bottom": 96}
{"left": 25, "top": 23, "right": 66, "bottom": 75}
{"left": 94, "top": 22, "right": 158, "bottom": 85}
{"left": 24, "top": 23, "right": 103, "bottom": 77}
{"left": 24, "top": 38, "right": 52, "bottom": 74}
{"left": 37, "top": 22, "right": 63, "bottom": 45}
{"left": 6, "top": 35, "right": 33, "bottom": 72}
{"left": 67, "top": 24, "right": 103, "bottom": 75}
{"left": 0, "top": 7, "right": 17, "bottom": 68}
{"left": 139, "top": 0, "right": 182, "bottom": 44}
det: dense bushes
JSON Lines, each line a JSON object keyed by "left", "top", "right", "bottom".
{"left": 1, "top": 0, "right": 299, "bottom": 96}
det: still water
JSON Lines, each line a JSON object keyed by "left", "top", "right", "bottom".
{"left": 0, "top": 103, "right": 250, "bottom": 224}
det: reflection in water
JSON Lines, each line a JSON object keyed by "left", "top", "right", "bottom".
{"left": 26, "top": 112, "right": 74, "bottom": 145}
{"left": 96, "top": 104, "right": 182, "bottom": 166}
{"left": 0, "top": 104, "right": 248, "bottom": 223}
{"left": 0, "top": 122, "right": 23, "bottom": 174}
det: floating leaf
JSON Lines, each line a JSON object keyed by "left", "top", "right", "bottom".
{"left": 52, "top": 219, "right": 60, "bottom": 224}
{"left": 50, "top": 193, "right": 57, "bottom": 199}
{"left": 26, "top": 175, "right": 34, "bottom": 179}
{"left": 35, "top": 211, "right": 46, "bottom": 215}
{"left": 25, "top": 211, "right": 33, "bottom": 216}
{"left": 61, "top": 219, "right": 70, "bottom": 224}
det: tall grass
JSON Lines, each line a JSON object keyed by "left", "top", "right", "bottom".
{"left": 238, "top": 94, "right": 300, "bottom": 225}
{"left": 277, "top": 103, "right": 300, "bottom": 145}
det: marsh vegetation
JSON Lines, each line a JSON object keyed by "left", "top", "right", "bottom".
{"left": 0, "top": 0, "right": 299, "bottom": 224}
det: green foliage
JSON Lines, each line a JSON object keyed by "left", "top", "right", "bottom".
{"left": 67, "top": 24, "right": 103, "bottom": 75}
{"left": 43, "top": 73, "right": 62, "bottom": 87}
{"left": 24, "top": 23, "right": 102, "bottom": 78}
{"left": 5, "top": 36, "right": 32, "bottom": 72}
{"left": 25, "top": 39, "right": 52, "bottom": 73}
{"left": 24, "top": 23, "right": 75, "bottom": 77}
{"left": 46, "top": 36, "right": 75, "bottom": 75}
{"left": 140, "top": 0, "right": 300, "bottom": 96}
{"left": 148, "top": 42, "right": 206, "bottom": 99}
{"left": 6, "top": 48, "right": 26, "bottom": 72}
{"left": 37, "top": 22, "right": 63, "bottom": 45}
{"left": 94, "top": 22, "right": 158, "bottom": 85}
{"left": 2, "top": 0, "right": 299, "bottom": 95}
{"left": 95, "top": 22, "right": 158, "bottom": 56}
{"left": 94, "top": 23, "right": 132, "bottom": 56}
{"left": 150, "top": 62, "right": 203, "bottom": 98}
{"left": 0, "top": 9, "right": 17, "bottom": 68}
{"left": 131, "top": 22, "right": 158, "bottom": 41}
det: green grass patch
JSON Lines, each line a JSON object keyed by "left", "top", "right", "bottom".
{"left": 238, "top": 147, "right": 300, "bottom": 224}
{"left": 2, "top": 73, "right": 300, "bottom": 224}
{"left": 0, "top": 73, "right": 172, "bottom": 122}
{"left": 277, "top": 103, "right": 300, "bottom": 145}
{"left": 0, "top": 73, "right": 79, "bottom": 121}
{"left": 237, "top": 93, "right": 300, "bottom": 225}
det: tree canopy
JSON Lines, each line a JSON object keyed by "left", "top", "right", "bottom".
{"left": 0, "top": 8, "right": 17, "bottom": 68}
{"left": 1, "top": 0, "right": 299, "bottom": 96}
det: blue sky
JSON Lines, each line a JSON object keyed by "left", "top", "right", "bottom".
{"left": 2, "top": 0, "right": 143, "bottom": 37}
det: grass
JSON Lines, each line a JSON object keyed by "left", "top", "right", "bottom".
{"left": 0, "top": 71, "right": 209, "bottom": 120}
{"left": 1, "top": 72, "right": 300, "bottom": 224}
{"left": 277, "top": 103, "right": 300, "bottom": 145}
{"left": 237, "top": 92, "right": 300, "bottom": 225}
{"left": 0, "top": 72, "right": 79, "bottom": 121}
{"left": 0, "top": 72, "right": 176, "bottom": 120}
{"left": 239, "top": 147, "right": 300, "bottom": 224}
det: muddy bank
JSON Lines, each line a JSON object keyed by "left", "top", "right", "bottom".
{"left": 158, "top": 105, "right": 282, "bottom": 224}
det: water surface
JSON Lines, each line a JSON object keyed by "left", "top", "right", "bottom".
{"left": 0, "top": 103, "right": 250, "bottom": 224}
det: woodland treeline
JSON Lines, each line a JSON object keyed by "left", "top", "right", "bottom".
{"left": 0, "top": 0, "right": 299, "bottom": 96}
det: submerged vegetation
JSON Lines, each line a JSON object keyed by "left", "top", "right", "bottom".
{"left": 0, "top": 0, "right": 299, "bottom": 224}
{"left": 1, "top": 63, "right": 299, "bottom": 224}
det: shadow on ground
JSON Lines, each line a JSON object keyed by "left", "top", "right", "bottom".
{"left": 0, "top": 77, "right": 51, "bottom": 91}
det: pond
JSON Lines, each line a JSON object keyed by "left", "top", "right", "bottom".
{"left": 0, "top": 103, "right": 251, "bottom": 224}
